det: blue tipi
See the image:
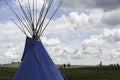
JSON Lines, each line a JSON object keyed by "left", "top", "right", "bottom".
{"left": 13, "top": 37, "right": 64, "bottom": 80}
{"left": 6, "top": 0, "right": 64, "bottom": 80}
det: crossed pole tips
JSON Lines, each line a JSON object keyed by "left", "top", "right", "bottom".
{"left": 5, "top": 0, "right": 63, "bottom": 40}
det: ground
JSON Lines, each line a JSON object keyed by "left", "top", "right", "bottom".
{"left": 0, "top": 64, "right": 120, "bottom": 80}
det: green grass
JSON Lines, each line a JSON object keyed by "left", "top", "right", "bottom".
{"left": 0, "top": 67, "right": 17, "bottom": 80}
{"left": 60, "top": 66, "right": 120, "bottom": 80}
{"left": 0, "top": 66, "right": 120, "bottom": 80}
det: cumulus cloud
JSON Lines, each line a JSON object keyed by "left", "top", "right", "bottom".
{"left": 0, "top": 0, "right": 120, "bottom": 65}
{"left": 42, "top": 37, "right": 61, "bottom": 46}
{"left": 44, "top": 27, "right": 120, "bottom": 65}
{"left": 0, "top": 20, "right": 120, "bottom": 65}
{"left": 46, "top": 10, "right": 120, "bottom": 31}
{"left": 81, "top": 28, "right": 120, "bottom": 63}
{"left": 82, "top": 28, "right": 120, "bottom": 50}
{"left": 0, "top": 21, "right": 25, "bottom": 64}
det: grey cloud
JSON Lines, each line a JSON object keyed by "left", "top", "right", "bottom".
{"left": 94, "top": 0, "right": 120, "bottom": 11}
{"left": 101, "top": 9, "right": 120, "bottom": 26}
{"left": 62, "top": 0, "right": 120, "bottom": 11}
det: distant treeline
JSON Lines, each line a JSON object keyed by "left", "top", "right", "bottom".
{"left": 0, "top": 62, "right": 20, "bottom": 67}
{"left": 0, "top": 62, "right": 120, "bottom": 68}
{"left": 98, "top": 61, "right": 120, "bottom": 67}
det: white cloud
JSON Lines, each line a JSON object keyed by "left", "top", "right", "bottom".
{"left": 80, "top": 28, "right": 120, "bottom": 64}
{"left": 42, "top": 37, "right": 61, "bottom": 46}
{"left": 0, "top": 21, "right": 25, "bottom": 64}
{"left": 14, "top": 0, "right": 44, "bottom": 9}
{"left": 102, "top": 29, "right": 120, "bottom": 43}
{"left": 0, "top": 2, "right": 120, "bottom": 65}
{"left": 82, "top": 36, "right": 104, "bottom": 47}
{"left": 45, "top": 9, "right": 120, "bottom": 32}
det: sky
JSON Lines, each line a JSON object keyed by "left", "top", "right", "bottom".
{"left": 0, "top": 0, "right": 120, "bottom": 65}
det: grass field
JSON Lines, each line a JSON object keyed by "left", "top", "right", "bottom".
{"left": 60, "top": 66, "right": 120, "bottom": 80}
{"left": 0, "top": 65, "right": 120, "bottom": 80}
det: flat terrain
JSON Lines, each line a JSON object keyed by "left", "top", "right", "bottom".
{"left": 0, "top": 65, "right": 120, "bottom": 80}
{"left": 60, "top": 66, "right": 120, "bottom": 80}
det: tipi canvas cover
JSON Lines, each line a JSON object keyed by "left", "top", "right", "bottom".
{"left": 5, "top": 0, "right": 64, "bottom": 80}
{"left": 13, "top": 37, "right": 64, "bottom": 80}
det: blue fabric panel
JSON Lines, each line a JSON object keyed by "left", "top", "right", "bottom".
{"left": 13, "top": 37, "right": 64, "bottom": 80}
